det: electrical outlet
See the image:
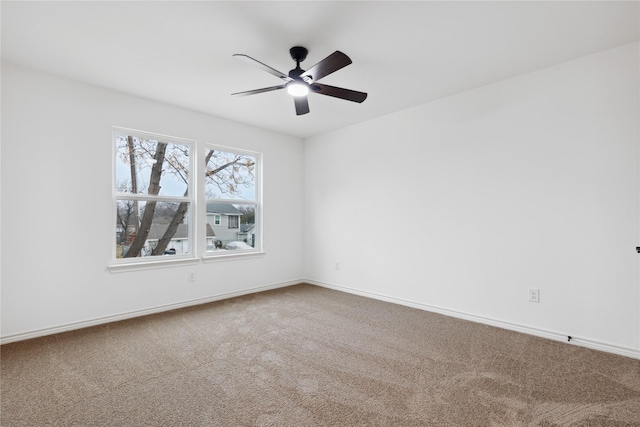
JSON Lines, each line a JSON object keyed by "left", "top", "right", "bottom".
{"left": 334, "top": 262, "right": 340, "bottom": 271}
{"left": 188, "top": 272, "right": 196, "bottom": 282}
{"left": 528, "top": 288, "right": 540, "bottom": 303}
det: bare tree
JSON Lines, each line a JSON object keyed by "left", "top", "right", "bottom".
{"left": 116, "top": 180, "right": 136, "bottom": 245}
{"left": 126, "top": 136, "right": 140, "bottom": 234}
{"left": 238, "top": 206, "right": 255, "bottom": 224}
{"left": 122, "top": 142, "right": 167, "bottom": 257}
{"left": 147, "top": 148, "right": 205, "bottom": 255}
{"left": 205, "top": 150, "right": 255, "bottom": 198}
{"left": 151, "top": 149, "right": 255, "bottom": 255}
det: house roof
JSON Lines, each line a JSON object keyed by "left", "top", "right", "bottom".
{"left": 146, "top": 223, "right": 215, "bottom": 240}
{"left": 239, "top": 223, "right": 255, "bottom": 233}
{"left": 206, "top": 202, "right": 242, "bottom": 215}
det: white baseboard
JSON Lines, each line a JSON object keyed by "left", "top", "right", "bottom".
{"left": 4, "top": 278, "right": 639, "bottom": 361}
{"left": 0, "top": 279, "right": 302, "bottom": 345}
{"left": 307, "top": 279, "right": 640, "bottom": 360}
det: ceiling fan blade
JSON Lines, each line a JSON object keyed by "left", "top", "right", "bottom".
{"left": 300, "top": 51, "right": 352, "bottom": 82}
{"left": 311, "top": 83, "right": 368, "bottom": 103}
{"left": 231, "top": 85, "right": 285, "bottom": 96}
{"left": 233, "top": 54, "right": 292, "bottom": 82}
{"left": 294, "top": 96, "right": 310, "bottom": 115}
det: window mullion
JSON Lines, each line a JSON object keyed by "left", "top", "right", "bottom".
{"left": 116, "top": 194, "right": 190, "bottom": 203}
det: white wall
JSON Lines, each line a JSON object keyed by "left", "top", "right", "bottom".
{"left": 304, "top": 43, "right": 640, "bottom": 356}
{"left": 1, "top": 63, "right": 305, "bottom": 341}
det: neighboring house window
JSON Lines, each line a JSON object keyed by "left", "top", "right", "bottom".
{"left": 205, "top": 145, "right": 260, "bottom": 252}
{"left": 113, "top": 129, "right": 194, "bottom": 263}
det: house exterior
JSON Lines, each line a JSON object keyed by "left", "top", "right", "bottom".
{"left": 206, "top": 202, "right": 255, "bottom": 248}
{"left": 237, "top": 223, "right": 256, "bottom": 247}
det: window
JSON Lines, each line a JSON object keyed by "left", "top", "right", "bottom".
{"left": 205, "top": 145, "right": 260, "bottom": 253}
{"left": 228, "top": 216, "right": 239, "bottom": 229}
{"left": 111, "top": 128, "right": 262, "bottom": 269}
{"left": 113, "top": 129, "right": 194, "bottom": 263}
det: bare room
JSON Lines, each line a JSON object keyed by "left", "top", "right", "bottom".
{"left": 2, "top": 1, "right": 639, "bottom": 425}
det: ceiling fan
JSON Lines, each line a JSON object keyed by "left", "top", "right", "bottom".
{"left": 231, "top": 46, "right": 367, "bottom": 116}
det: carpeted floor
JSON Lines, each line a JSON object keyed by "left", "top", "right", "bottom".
{"left": 2, "top": 283, "right": 640, "bottom": 426}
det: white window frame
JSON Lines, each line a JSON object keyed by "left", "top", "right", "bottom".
{"left": 109, "top": 127, "right": 197, "bottom": 272}
{"left": 203, "top": 143, "right": 263, "bottom": 261}
{"left": 109, "top": 129, "right": 265, "bottom": 272}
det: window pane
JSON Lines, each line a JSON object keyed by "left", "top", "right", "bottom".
{"left": 204, "top": 149, "right": 255, "bottom": 200}
{"left": 116, "top": 200, "right": 190, "bottom": 258}
{"left": 115, "top": 134, "right": 189, "bottom": 197}
{"left": 206, "top": 203, "right": 257, "bottom": 251}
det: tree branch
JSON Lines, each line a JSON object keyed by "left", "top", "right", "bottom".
{"left": 123, "top": 142, "right": 167, "bottom": 257}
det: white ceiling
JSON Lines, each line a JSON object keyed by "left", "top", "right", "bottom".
{"left": 2, "top": 1, "right": 639, "bottom": 139}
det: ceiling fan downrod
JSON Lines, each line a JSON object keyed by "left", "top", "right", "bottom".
{"left": 288, "top": 46, "right": 308, "bottom": 79}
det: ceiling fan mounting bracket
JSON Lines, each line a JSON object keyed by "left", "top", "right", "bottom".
{"left": 289, "top": 46, "right": 308, "bottom": 63}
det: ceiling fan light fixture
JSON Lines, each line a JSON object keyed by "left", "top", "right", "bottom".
{"left": 286, "top": 81, "right": 309, "bottom": 97}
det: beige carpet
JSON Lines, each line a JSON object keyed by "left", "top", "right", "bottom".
{"left": 2, "top": 284, "right": 640, "bottom": 426}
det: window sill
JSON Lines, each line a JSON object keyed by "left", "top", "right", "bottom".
{"left": 108, "top": 250, "right": 265, "bottom": 272}
{"left": 108, "top": 257, "right": 200, "bottom": 273}
{"left": 202, "top": 250, "right": 266, "bottom": 263}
